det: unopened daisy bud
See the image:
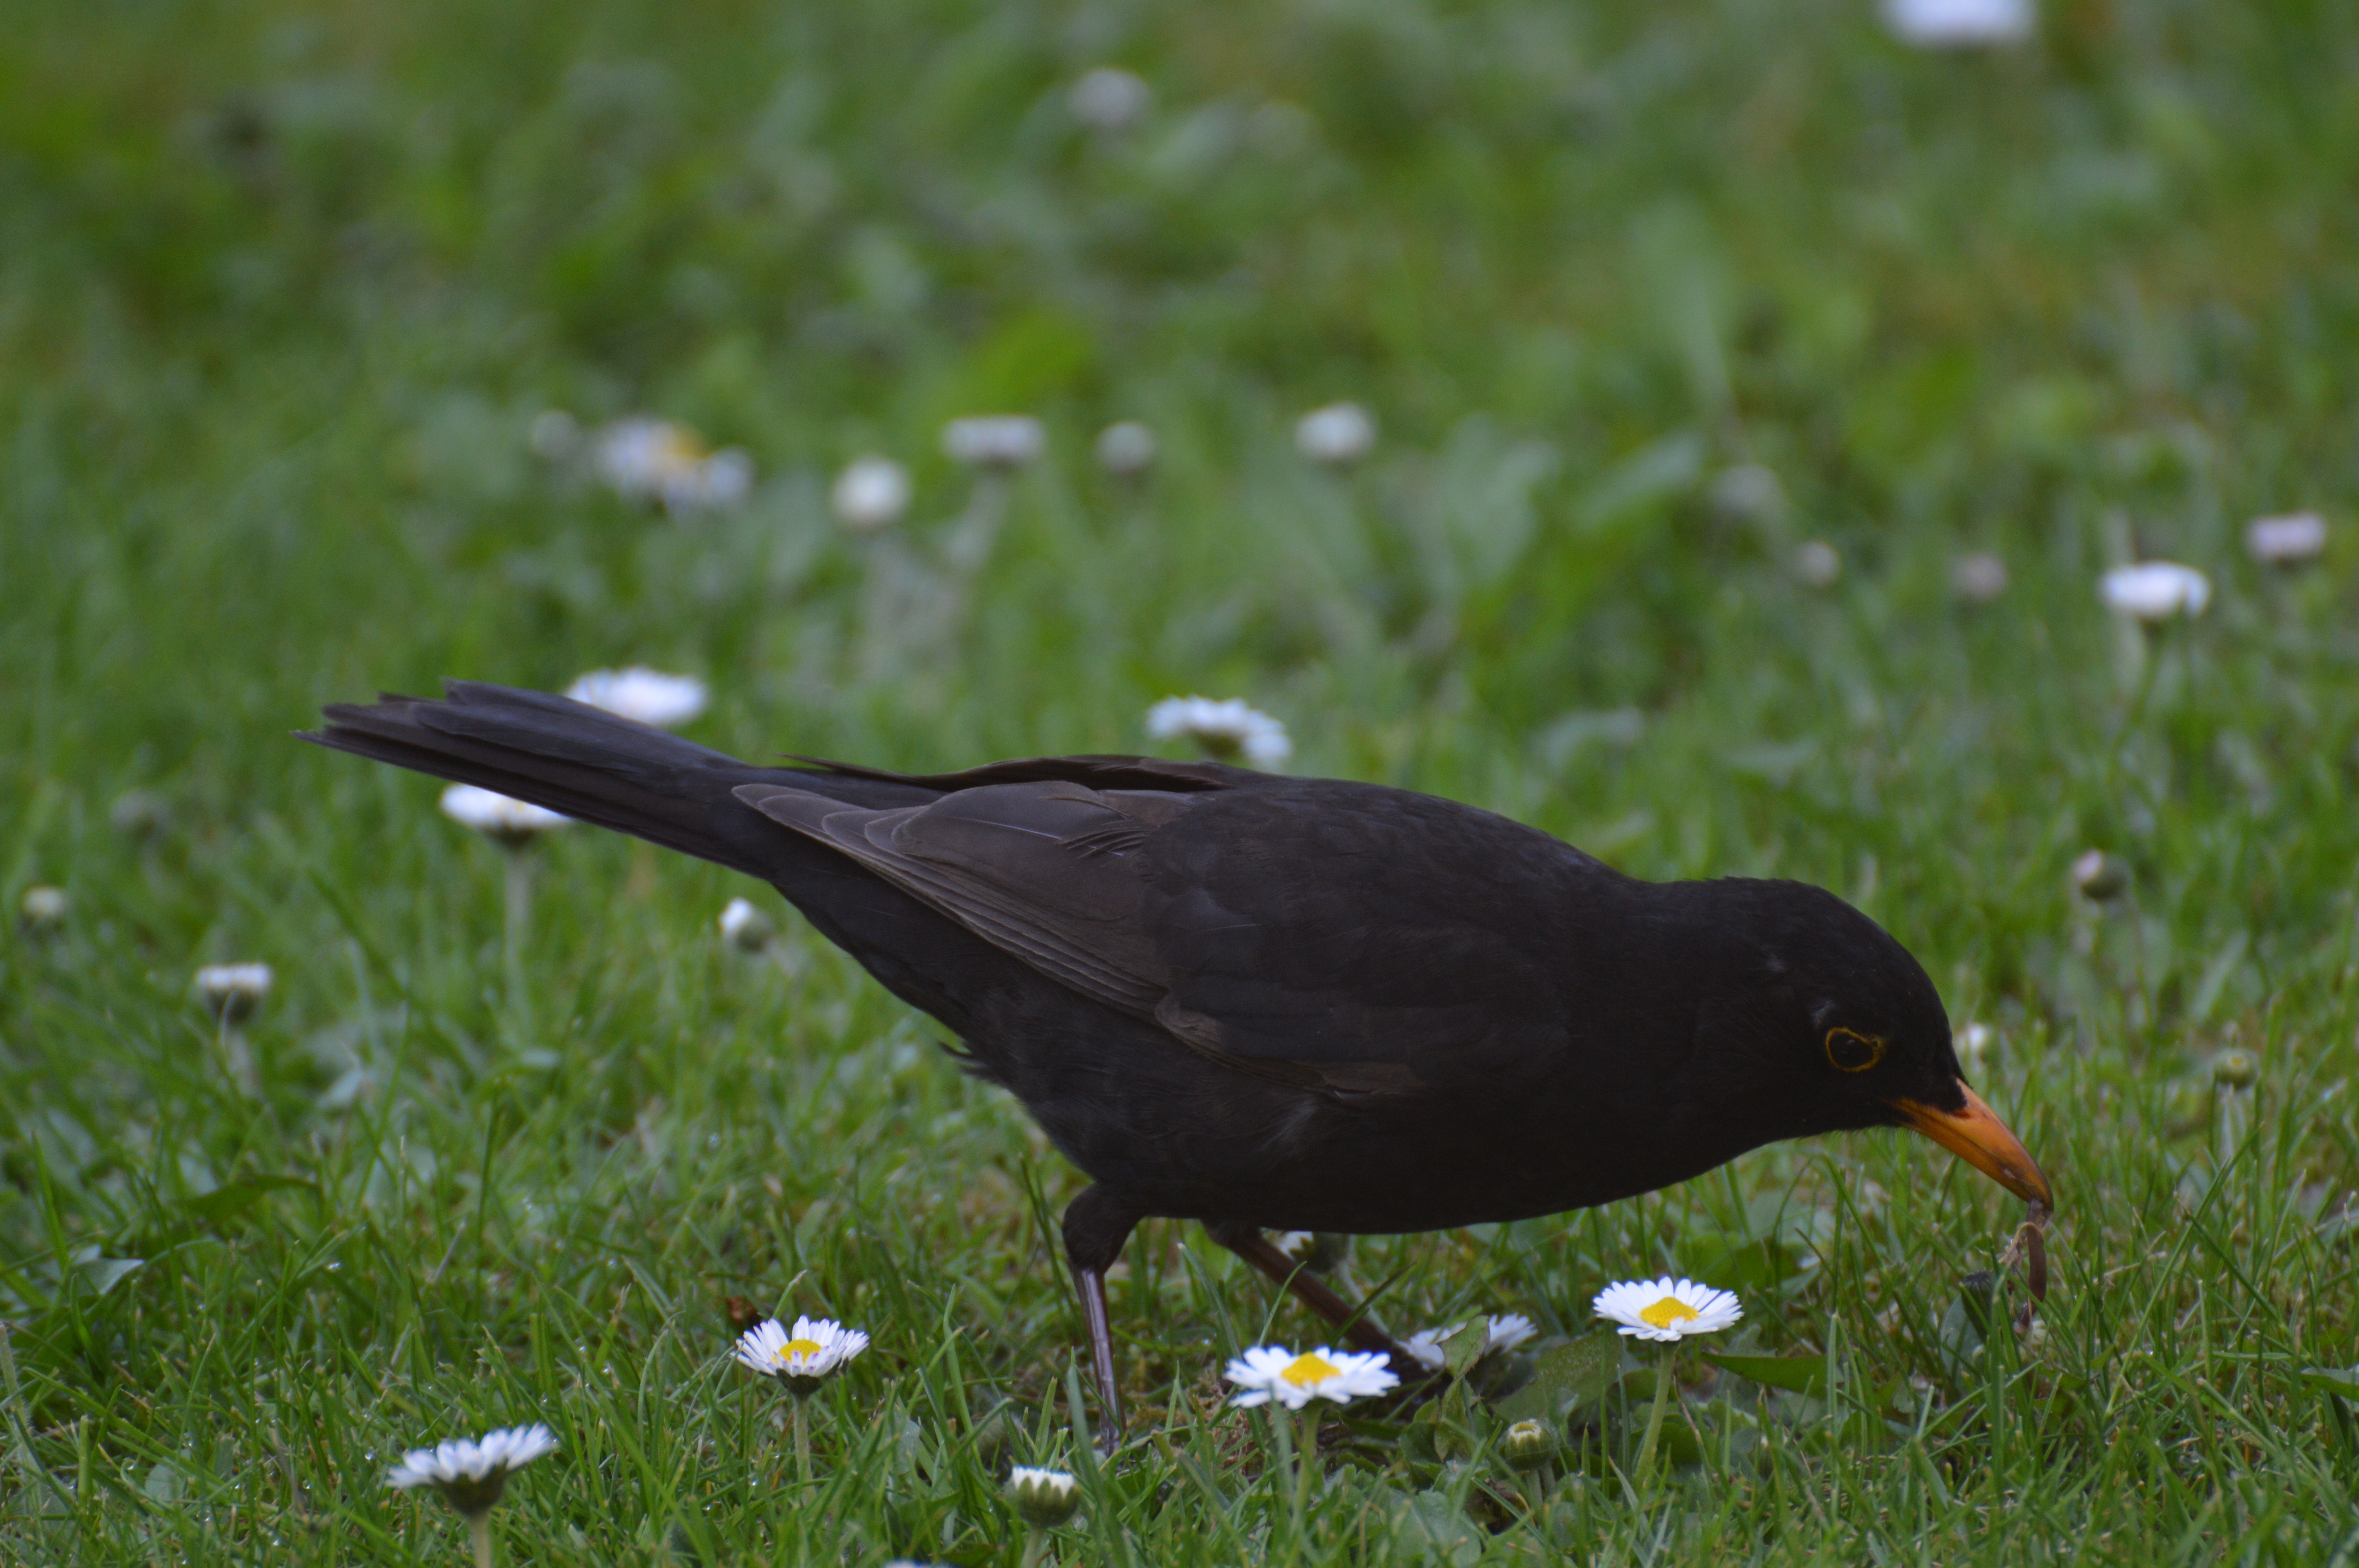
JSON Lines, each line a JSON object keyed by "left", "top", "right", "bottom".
{"left": 1952, "top": 552, "right": 2008, "bottom": 603}
{"left": 2212, "top": 1048, "right": 2258, "bottom": 1090}
{"left": 1294, "top": 402, "right": 1375, "bottom": 466}
{"left": 2070, "top": 849, "right": 2128, "bottom": 902}
{"left": 1957, "top": 1022, "right": 1996, "bottom": 1074}
{"left": 2100, "top": 561, "right": 2210, "bottom": 621}
{"left": 440, "top": 785, "right": 571, "bottom": 849}
{"left": 719, "top": 897, "right": 773, "bottom": 953}
{"left": 1791, "top": 539, "right": 1841, "bottom": 588}
{"left": 384, "top": 1423, "right": 558, "bottom": 1519}
{"left": 1006, "top": 1466, "right": 1081, "bottom": 1528}
{"left": 20, "top": 886, "right": 67, "bottom": 933}
{"left": 1094, "top": 421, "right": 1157, "bottom": 476}
{"left": 831, "top": 456, "right": 911, "bottom": 529}
{"left": 565, "top": 667, "right": 708, "bottom": 729}
{"left": 1273, "top": 1230, "right": 1351, "bottom": 1276}
{"left": 195, "top": 963, "right": 273, "bottom": 1026}
{"left": 1501, "top": 1418, "right": 1553, "bottom": 1470}
{"left": 2246, "top": 511, "right": 2327, "bottom": 566}
{"left": 1069, "top": 67, "right": 1152, "bottom": 132}
{"left": 942, "top": 416, "right": 1045, "bottom": 471}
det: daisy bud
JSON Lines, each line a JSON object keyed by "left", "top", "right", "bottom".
{"left": 2212, "top": 1048, "right": 2258, "bottom": 1090}
{"left": 831, "top": 456, "right": 912, "bottom": 530}
{"left": 1957, "top": 1022, "right": 1996, "bottom": 1074}
{"left": 1006, "top": 1466, "right": 1081, "bottom": 1528}
{"left": 2070, "top": 849, "right": 2128, "bottom": 902}
{"left": 1883, "top": 0, "right": 2034, "bottom": 48}
{"left": 719, "top": 897, "right": 773, "bottom": 953}
{"left": 19, "top": 885, "right": 67, "bottom": 934}
{"left": 1501, "top": 1418, "right": 1553, "bottom": 1470}
{"left": 1791, "top": 540, "right": 1841, "bottom": 588}
{"left": 942, "top": 416, "right": 1045, "bottom": 471}
{"left": 195, "top": 963, "right": 273, "bottom": 1026}
{"left": 1094, "top": 421, "right": 1157, "bottom": 477}
{"left": 2100, "top": 561, "right": 2210, "bottom": 622}
{"left": 1294, "top": 402, "right": 1375, "bottom": 466}
{"left": 2246, "top": 511, "right": 2327, "bottom": 566}
{"left": 1952, "top": 552, "right": 2008, "bottom": 603}
{"left": 1708, "top": 464, "right": 1784, "bottom": 524}
{"left": 1069, "top": 67, "right": 1152, "bottom": 133}
{"left": 1273, "top": 1230, "right": 1352, "bottom": 1276}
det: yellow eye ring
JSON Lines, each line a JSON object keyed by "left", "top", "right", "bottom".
{"left": 1825, "top": 1027, "right": 1886, "bottom": 1073}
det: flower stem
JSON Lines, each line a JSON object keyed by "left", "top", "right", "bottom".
{"left": 1631, "top": 1351, "right": 1676, "bottom": 1490}
{"left": 467, "top": 1509, "right": 494, "bottom": 1568}
{"left": 1296, "top": 1403, "right": 1320, "bottom": 1524}
{"left": 502, "top": 849, "right": 533, "bottom": 1005}
{"left": 792, "top": 1394, "right": 812, "bottom": 1487}
{"left": 1019, "top": 1525, "right": 1048, "bottom": 1568}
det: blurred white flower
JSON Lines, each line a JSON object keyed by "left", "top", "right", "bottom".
{"left": 1070, "top": 67, "right": 1153, "bottom": 132}
{"left": 1957, "top": 1021, "right": 1996, "bottom": 1074}
{"left": 591, "top": 417, "right": 753, "bottom": 515}
{"left": 1952, "top": 552, "right": 2008, "bottom": 603}
{"left": 195, "top": 963, "right": 273, "bottom": 1025}
{"left": 1227, "top": 1344, "right": 1399, "bottom": 1409}
{"left": 566, "top": 667, "right": 709, "bottom": 728}
{"left": 1007, "top": 1466, "right": 1082, "bottom": 1527}
{"left": 1592, "top": 1277, "right": 1742, "bottom": 1343}
{"left": 1709, "top": 463, "right": 1785, "bottom": 524}
{"left": 1401, "top": 1313, "right": 1539, "bottom": 1371}
{"left": 2100, "top": 561, "right": 2210, "bottom": 621}
{"left": 2245, "top": 512, "right": 2326, "bottom": 566}
{"left": 733, "top": 1315, "right": 869, "bottom": 1390}
{"left": 2070, "top": 848, "right": 2128, "bottom": 901}
{"left": 1094, "top": 421, "right": 1158, "bottom": 476}
{"left": 440, "top": 784, "right": 571, "bottom": 847}
{"left": 1792, "top": 540, "right": 1842, "bottom": 588}
{"left": 831, "top": 456, "right": 912, "bottom": 529}
{"left": 1883, "top": 0, "right": 2035, "bottom": 47}
{"left": 719, "top": 897, "right": 773, "bottom": 952}
{"left": 942, "top": 416, "right": 1045, "bottom": 470}
{"left": 20, "top": 885, "right": 67, "bottom": 933}
{"left": 1145, "top": 696, "right": 1291, "bottom": 768}
{"left": 1294, "top": 402, "right": 1376, "bottom": 466}
{"left": 385, "top": 1423, "right": 558, "bottom": 1517}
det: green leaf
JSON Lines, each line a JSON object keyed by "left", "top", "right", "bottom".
{"left": 176, "top": 1177, "right": 315, "bottom": 1226}
{"left": 76, "top": 1255, "right": 145, "bottom": 1297}
{"left": 1490, "top": 1331, "right": 1621, "bottom": 1421}
{"left": 2299, "top": 1366, "right": 2359, "bottom": 1397}
{"left": 1700, "top": 1351, "right": 1828, "bottom": 1397}
{"left": 1441, "top": 1319, "right": 1490, "bottom": 1380}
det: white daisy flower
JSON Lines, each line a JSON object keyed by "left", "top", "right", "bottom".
{"left": 1145, "top": 696, "right": 1291, "bottom": 769}
{"left": 2100, "top": 561, "right": 2210, "bottom": 621}
{"left": 1294, "top": 402, "right": 1376, "bottom": 466}
{"left": 1952, "top": 552, "right": 2008, "bottom": 603}
{"left": 1883, "top": 0, "right": 2035, "bottom": 48}
{"left": 1094, "top": 421, "right": 1158, "bottom": 476}
{"left": 1401, "top": 1313, "right": 1538, "bottom": 1370}
{"left": 2246, "top": 511, "right": 2327, "bottom": 565}
{"left": 1069, "top": 67, "right": 1153, "bottom": 132}
{"left": 1791, "top": 539, "right": 1842, "bottom": 588}
{"left": 1006, "top": 1465, "right": 1082, "bottom": 1527}
{"left": 941, "top": 415, "right": 1045, "bottom": 470}
{"left": 1225, "top": 1344, "right": 1400, "bottom": 1410}
{"left": 440, "top": 784, "right": 571, "bottom": 848}
{"left": 384, "top": 1422, "right": 558, "bottom": 1516}
{"left": 194, "top": 962, "right": 273, "bottom": 1025}
{"left": 1709, "top": 463, "right": 1785, "bottom": 524}
{"left": 565, "top": 667, "right": 709, "bottom": 729}
{"left": 1592, "top": 1278, "right": 1743, "bottom": 1343}
{"left": 719, "top": 897, "right": 773, "bottom": 953}
{"left": 20, "top": 885, "right": 67, "bottom": 933}
{"left": 589, "top": 417, "right": 753, "bottom": 515}
{"left": 732, "top": 1315, "right": 869, "bottom": 1391}
{"left": 831, "top": 456, "right": 912, "bottom": 529}
{"left": 1958, "top": 1021, "right": 1996, "bottom": 1074}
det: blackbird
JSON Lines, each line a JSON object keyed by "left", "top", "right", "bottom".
{"left": 305, "top": 682, "right": 2050, "bottom": 1446}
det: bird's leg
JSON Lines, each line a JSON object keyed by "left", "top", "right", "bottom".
{"left": 1061, "top": 1185, "right": 1141, "bottom": 1455}
{"left": 1205, "top": 1221, "right": 1425, "bottom": 1377}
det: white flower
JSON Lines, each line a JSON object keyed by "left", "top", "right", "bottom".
{"left": 1710, "top": 464, "right": 1785, "bottom": 523}
{"left": 2246, "top": 511, "right": 2327, "bottom": 565}
{"left": 565, "top": 667, "right": 709, "bottom": 728}
{"left": 732, "top": 1316, "right": 869, "bottom": 1388}
{"left": 1007, "top": 1466, "right": 1082, "bottom": 1527}
{"left": 1070, "top": 67, "right": 1153, "bottom": 132}
{"left": 385, "top": 1423, "right": 558, "bottom": 1516}
{"left": 2100, "top": 561, "right": 2210, "bottom": 621}
{"left": 1883, "top": 0, "right": 2035, "bottom": 48}
{"left": 1952, "top": 552, "right": 2008, "bottom": 603}
{"left": 20, "top": 886, "right": 67, "bottom": 931}
{"left": 1094, "top": 421, "right": 1157, "bottom": 476}
{"left": 942, "top": 416, "right": 1045, "bottom": 470}
{"left": 1145, "top": 696, "right": 1291, "bottom": 768}
{"left": 719, "top": 897, "right": 773, "bottom": 952}
{"left": 1958, "top": 1021, "right": 1996, "bottom": 1074}
{"left": 1401, "top": 1313, "right": 1538, "bottom": 1370}
{"left": 590, "top": 417, "right": 753, "bottom": 514}
{"left": 1791, "top": 540, "right": 1842, "bottom": 588}
{"left": 1225, "top": 1344, "right": 1400, "bottom": 1409}
{"left": 1592, "top": 1278, "right": 1743, "bottom": 1343}
{"left": 2070, "top": 848, "right": 2128, "bottom": 900}
{"left": 440, "top": 784, "right": 571, "bottom": 847}
{"left": 195, "top": 963, "right": 273, "bottom": 1024}
{"left": 1294, "top": 402, "right": 1376, "bottom": 466}
{"left": 831, "top": 456, "right": 912, "bottom": 529}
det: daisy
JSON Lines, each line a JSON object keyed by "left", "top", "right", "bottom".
{"left": 1094, "top": 421, "right": 1157, "bottom": 477}
{"left": 20, "top": 885, "right": 67, "bottom": 934}
{"left": 589, "top": 417, "right": 752, "bottom": 515}
{"left": 1225, "top": 1344, "right": 1398, "bottom": 1411}
{"left": 2100, "top": 561, "right": 2210, "bottom": 621}
{"left": 2070, "top": 848, "right": 2128, "bottom": 901}
{"left": 1592, "top": 1277, "right": 1743, "bottom": 1343}
{"left": 1007, "top": 1465, "right": 1081, "bottom": 1527}
{"left": 565, "top": 667, "right": 709, "bottom": 729}
{"left": 734, "top": 1315, "right": 869, "bottom": 1388}
{"left": 1294, "top": 402, "right": 1375, "bottom": 466}
{"left": 1952, "top": 552, "right": 2008, "bottom": 603}
{"left": 1791, "top": 540, "right": 1841, "bottom": 588}
{"left": 194, "top": 963, "right": 272, "bottom": 1025}
{"left": 439, "top": 785, "right": 571, "bottom": 848}
{"left": 941, "top": 416, "right": 1045, "bottom": 470}
{"left": 831, "top": 456, "right": 912, "bottom": 529}
{"left": 1401, "top": 1313, "right": 1538, "bottom": 1371}
{"left": 1145, "top": 696, "right": 1291, "bottom": 769}
{"left": 386, "top": 1423, "right": 557, "bottom": 1567}
{"left": 2246, "top": 511, "right": 2327, "bottom": 566}
{"left": 1069, "top": 67, "right": 1153, "bottom": 132}
{"left": 719, "top": 897, "right": 773, "bottom": 953}
{"left": 1883, "top": 0, "right": 2035, "bottom": 48}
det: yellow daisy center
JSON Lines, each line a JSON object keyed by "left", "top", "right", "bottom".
{"left": 1281, "top": 1352, "right": 1340, "bottom": 1386}
{"left": 1639, "top": 1297, "right": 1699, "bottom": 1330}
{"left": 779, "top": 1338, "right": 824, "bottom": 1361}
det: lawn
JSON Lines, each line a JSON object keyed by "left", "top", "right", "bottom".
{"left": 5, "top": 0, "right": 2359, "bottom": 1561}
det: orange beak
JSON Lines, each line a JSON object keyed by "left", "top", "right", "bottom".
{"left": 1886, "top": 1082, "right": 2052, "bottom": 1208}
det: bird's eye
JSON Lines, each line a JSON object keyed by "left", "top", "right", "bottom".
{"left": 1824, "top": 1027, "right": 1886, "bottom": 1073}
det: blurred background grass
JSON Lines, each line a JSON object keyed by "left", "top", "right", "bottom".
{"left": 7, "top": 0, "right": 2359, "bottom": 1561}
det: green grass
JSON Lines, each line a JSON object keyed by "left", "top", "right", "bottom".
{"left": 8, "top": 0, "right": 2359, "bottom": 1560}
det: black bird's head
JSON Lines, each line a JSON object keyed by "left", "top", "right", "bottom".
{"left": 1694, "top": 879, "right": 2051, "bottom": 1209}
